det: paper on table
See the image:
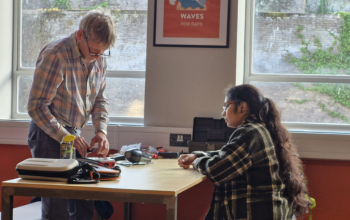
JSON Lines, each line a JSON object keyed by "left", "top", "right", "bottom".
{"left": 147, "top": 146, "right": 158, "bottom": 154}
{"left": 119, "top": 143, "right": 141, "bottom": 155}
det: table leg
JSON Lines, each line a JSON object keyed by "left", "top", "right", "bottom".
{"left": 164, "top": 196, "right": 177, "bottom": 220}
{"left": 124, "top": 202, "right": 131, "bottom": 220}
{"left": 1, "top": 187, "right": 13, "bottom": 220}
{"left": 95, "top": 212, "right": 102, "bottom": 220}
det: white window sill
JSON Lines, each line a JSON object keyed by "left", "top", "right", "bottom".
{"left": 0, "top": 120, "right": 191, "bottom": 153}
{"left": 0, "top": 120, "right": 349, "bottom": 160}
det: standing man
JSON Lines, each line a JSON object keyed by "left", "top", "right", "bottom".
{"left": 27, "top": 9, "right": 116, "bottom": 220}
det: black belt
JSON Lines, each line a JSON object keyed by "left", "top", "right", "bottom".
{"left": 63, "top": 125, "right": 78, "bottom": 132}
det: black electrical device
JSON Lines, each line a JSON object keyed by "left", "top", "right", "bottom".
{"left": 188, "top": 117, "right": 236, "bottom": 152}
{"left": 124, "top": 148, "right": 152, "bottom": 163}
{"left": 192, "top": 117, "right": 234, "bottom": 142}
{"left": 158, "top": 152, "right": 180, "bottom": 158}
{"left": 169, "top": 134, "right": 191, "bottom": 146}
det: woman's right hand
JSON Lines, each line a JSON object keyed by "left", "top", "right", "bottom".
{"left": 178, "top": 154, "right": 196, "bottom": 169}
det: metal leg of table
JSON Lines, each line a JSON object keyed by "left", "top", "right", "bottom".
{"left": 95, "top": 213, "right": 103, "bottom": 220}
{"left": 1, "top": 186, "right": 13, "bottom": 220}
{"left": 165, "top": 196, "right": 177, "bottom": 220}
{"left": 124, "top": 202, "right": 131, "bottom": 220}
{"left": 123, "top": 196, "right": 177, "bottom": 220}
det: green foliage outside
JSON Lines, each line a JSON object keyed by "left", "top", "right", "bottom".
{"left": 286, "top": 12, "right": 350, "bottom": 124}
{"left": 317, "top": 0, "right": 330, "bottom": 15}
{"left": 294, "top": 83, "right": 350, "bottom": 108}
{"left": 319, "top": 102, "right": 350, "bottom": 123}
{"left": 54, "top": 0, "right": 71, "bottom": 10}
{"left": 285, "top": 13, "right": 350, "bottom": 76}
{"left": 294, "top": 99, "right": 308, "bottom": 104}
{"left": 305, "top": 0, "right": 330, "bottom": 14}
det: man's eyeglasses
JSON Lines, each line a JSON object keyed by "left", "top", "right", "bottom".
{"left": 83, "top": 31, "right": 110, "bottom": 57}
{"left": 223, "top": 102, "right": 234, "bottom": 111}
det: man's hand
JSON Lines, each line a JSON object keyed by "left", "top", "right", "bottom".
{"left": 74, "top": 137, "right": 90, "bottom": 158}
{"left": 178, "top": 154, "right": 196, "bottom": 169}
{"left": 90, "top": 131, "right": 109, "bottom": 157}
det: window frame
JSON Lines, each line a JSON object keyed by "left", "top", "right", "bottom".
{"left": 12, "top": 0, "right": 145, "bottom": 125}
{"left": 239, "top": 0, "right": 350, "bottom": 133}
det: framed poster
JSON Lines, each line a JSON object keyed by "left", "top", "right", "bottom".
{"left": 153, "top": 0, "right": 230, "bottom": 48}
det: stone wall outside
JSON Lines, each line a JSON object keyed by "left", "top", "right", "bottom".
{"left": 253, "top": 13, "right": 342, "bottom": 74}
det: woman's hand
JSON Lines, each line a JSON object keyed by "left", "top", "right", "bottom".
{"left": 178, "top": 154, "right": 196, "bottom": 169}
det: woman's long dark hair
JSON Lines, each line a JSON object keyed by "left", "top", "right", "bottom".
{"left": 226, "top": 84, "right": 310, "bottom": 217}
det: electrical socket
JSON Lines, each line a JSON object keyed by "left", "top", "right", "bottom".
{"left": 169, "top": 133, "right": 191, "bottom": 147}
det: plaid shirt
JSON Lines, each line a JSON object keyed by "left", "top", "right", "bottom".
{"left": 28, "top": 32, "right": 108, "bottom": 142}
{"left": 193, "top": 116, "right": 293, "bottom": 220}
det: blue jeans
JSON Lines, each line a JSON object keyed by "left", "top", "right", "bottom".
{"left": 27, "top": 120, "right": 94, "bottom": 220}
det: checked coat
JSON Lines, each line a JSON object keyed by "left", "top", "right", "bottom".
{"left": 193, "top": 116, "right": 293, "bottom": 220}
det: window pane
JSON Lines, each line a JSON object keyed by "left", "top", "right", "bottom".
{"left": 251, "top": 81, "right": 350, "bottom": 124}
{"left": 105, "top": 78, "right": 145, "bottom": 117}
{"left": 18, "top": 76, "right": 145, "bottom": 118}
{"left": 18, "top": 76, "right": 33, "bottom": 113}
{"left": 21, "top": 0, "right": 147, "bottom": 71}
{"left": 18, "top": 1, "right": 147, "bottom": 122}
{"left": 253, "top": 1, "right": 350, "bottom": 75}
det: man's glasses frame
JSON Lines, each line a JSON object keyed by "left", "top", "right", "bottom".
{"left": 83, "top": 31, "right": 110, "bottom": 57}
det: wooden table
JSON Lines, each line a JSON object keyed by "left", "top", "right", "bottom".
{"left": 1, "top": 159, "right": 206, "bottom": 220}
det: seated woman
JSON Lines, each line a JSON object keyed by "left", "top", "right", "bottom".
{"left": 178, "top": 84, "right": 310, "bottom": 220}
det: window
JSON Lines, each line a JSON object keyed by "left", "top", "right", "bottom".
{"left": 243, "top": 0, "right": 350, "bottom": 132}
{"left": 13, "top": 0, "right": 147, "bottom": 124}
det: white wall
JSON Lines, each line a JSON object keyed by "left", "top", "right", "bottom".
{"left": 144, "top": 0, "right": 237, "bottom": 128}
{"left": 0, "top": 0, "right": 13, "bottom": 119}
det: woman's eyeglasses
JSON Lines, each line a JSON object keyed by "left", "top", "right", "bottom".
{"left": 223, "top": 102, "right": 234, "bottom": 111}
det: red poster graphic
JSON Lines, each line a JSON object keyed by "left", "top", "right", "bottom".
{"left": 163, "top": 0, "right": 221, "bottom": 38}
